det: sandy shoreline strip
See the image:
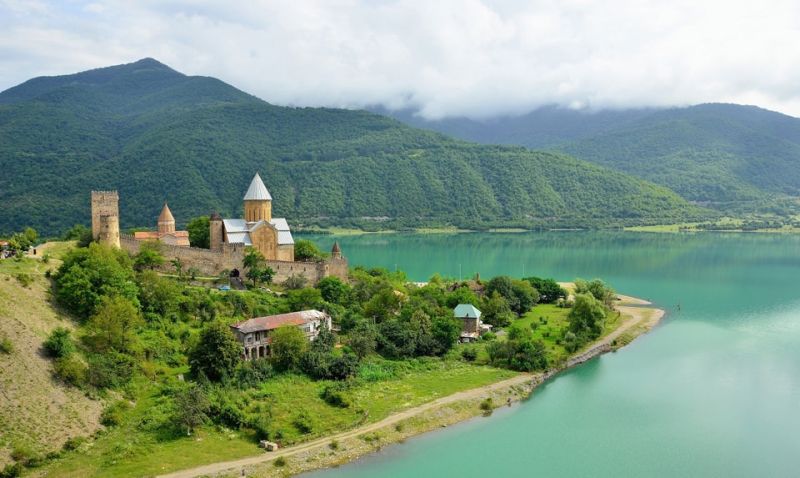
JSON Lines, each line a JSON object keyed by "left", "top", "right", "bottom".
{"left": 158, "top": 296, "right": 665, "bottom": 478}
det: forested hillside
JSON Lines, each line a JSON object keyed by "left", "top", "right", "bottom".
{"left": 0, "top": 59, "right": 703, "bottom": 235}
{"left": 378, "top": 104, "right": 800, "bottom": 214}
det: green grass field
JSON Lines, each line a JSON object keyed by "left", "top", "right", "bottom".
{"left": 41, "top": 359, "right": 514, "bottom": 478}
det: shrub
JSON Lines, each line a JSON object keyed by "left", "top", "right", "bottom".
{"left": 0, "top": 336, "right": 13, "bottom": 354}
{"left": 327, "top": 354, "right": 359, "bottom": 380}
{"left": 209, "top": 395, "right": 248, "bottom": 429}
{"left": 250, "top": 414, "right": 274, "bottom": 441}
{"left": 274, "top": 456, "right": 287, "bottom": 467}
{"left": 62, "top": 436, "right": 87, "bottom": 452}
{"left": 101, "top": 400, "right": 132, "bottom": 427}
{"left": 461, "top": 347, "right": 478, "bottom": 362}
{"left": 234, "top": 359, "right": 275, "bottom": 389}
{"left": 481, "top": 331, "right": 496, "bottom": 341}
{"left": 329, "top": 439, "right": 339, "bottom": 450}
{"left": 293, "top": 411, "right": 314, "bottom": 434}
{"left": 0, "top": 463, "right": 22, "bottom": 478}
{"left": 10, "top": 445, "right": 34, "bottom": 465}
{"left": 54, "top": 355, "right": 87, "bottom": 386}
{"left": 15, "top": 273, "right": 33, "bottom": 288}
{"left": 320, "top": 382, "right": 351, "bottom": 408}
{"left": 44, "top": 327, "right": 74, "bottom": 358}
{"left": 283, "top": 274, "right": 309, "bottom": 290}
{"left": 479, "top": 397, "right": 493, "bottom": 411}
{"left": 87, "top": 352, "right": 135, "bottom": 389}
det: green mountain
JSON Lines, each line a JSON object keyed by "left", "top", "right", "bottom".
{"left": 0, "top": 59, "right": 703, "bottom": 236}
{"left": 376, "top": 104, "right": 800, "bottom": 214}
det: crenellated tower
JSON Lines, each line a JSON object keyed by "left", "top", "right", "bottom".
{"left": 91, "top": 191, "right": 121, "bottom": 248}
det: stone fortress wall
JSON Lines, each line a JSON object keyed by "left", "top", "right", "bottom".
{"left": 95, "top": 191, "right": 348, "bottom": 283}
{"left": 119, "top": 234, "right": 347, "bottom": 283}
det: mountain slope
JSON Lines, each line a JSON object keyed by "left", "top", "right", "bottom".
{"left": 0, "top": 59, "right": 703, "bottom": 235}
{"left": 560, "top": 104, "right": 800, "bottom": 208}
{"left": 377, "top": 104, "right": 800, "bottom": 212}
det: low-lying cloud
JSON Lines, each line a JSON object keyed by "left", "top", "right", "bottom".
{"left": 2, "top": 0, "right": 800, "bottom": 118}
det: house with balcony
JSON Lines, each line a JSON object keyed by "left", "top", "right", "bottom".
{"left": 230, "top": 309, "right": 331, "bottom": 360}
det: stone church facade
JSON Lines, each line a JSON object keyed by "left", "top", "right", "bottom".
{"left": 210, "top": 173, "right": 295, "bottom": 261}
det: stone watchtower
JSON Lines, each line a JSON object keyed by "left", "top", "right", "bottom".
{"left": 91, "top": 191, "right": 121, "bottom": 248}
{"left": 209, "top": 211, "right": 223, "bottom": 251}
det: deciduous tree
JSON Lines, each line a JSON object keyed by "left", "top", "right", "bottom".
{"left": 189, "top": 321, "right": 242, "bottom": 382}
{"left": 186, "top": 216, "right": 210, "bottom": 249}
{"left": 270, "top": 325, "right": 308, "bottom": 371}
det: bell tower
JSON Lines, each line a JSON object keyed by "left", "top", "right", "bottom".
{"left": 243, "top": 173, "right": 272, "bottom": 223}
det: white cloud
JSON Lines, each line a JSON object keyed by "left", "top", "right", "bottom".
{"left": 1, "top": 0, "right": 800, "bottom": 118}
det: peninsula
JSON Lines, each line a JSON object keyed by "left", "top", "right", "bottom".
{"left": 0, "top": 223, "right": 663, "bottom": 477}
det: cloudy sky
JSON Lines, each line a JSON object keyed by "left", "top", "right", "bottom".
{"left": 2, "top": 0, "right": 800, "bottom": 119}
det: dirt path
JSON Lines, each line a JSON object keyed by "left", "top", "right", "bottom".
{"left": 158, "top": 373, "right": 534, "bottom": 478}
{"left": 158, "top": 302, "right": 664, "bottom": 478}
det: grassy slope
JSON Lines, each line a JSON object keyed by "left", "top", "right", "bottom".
{"left": 0, "top": 244, "right": 103, "bottom": 465}
{"left": 40, "top": 362, "right": 513, "bottom": 478}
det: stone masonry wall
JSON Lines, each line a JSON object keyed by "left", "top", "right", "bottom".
{"left": 120, "top": 234, "right": 347, "bottom": 283}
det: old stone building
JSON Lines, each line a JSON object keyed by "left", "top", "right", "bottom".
{"left": 91, "top": 191, "right": 121, "bottom": 248}
{"left": 210, "top": 173, "right": 294, "bottom": 261}
{"left": 230, "top": 310, "right": 331, "bottom": 360}
{"left": 454, "top": 303, "right": 491, "bottom": 342}
{"left": 90, "top": 173, "right": 348, "bottom": 283}
{"left": 133, "top": 202, "right": 190, "bottom": 246}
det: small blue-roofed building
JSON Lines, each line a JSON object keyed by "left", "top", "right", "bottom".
{"left": 454, "top": 303, "right": 490, "bottom": 342}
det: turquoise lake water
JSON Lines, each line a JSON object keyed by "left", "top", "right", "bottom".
{"left": 302, "top": 231, "right": 800, "bottom": 478}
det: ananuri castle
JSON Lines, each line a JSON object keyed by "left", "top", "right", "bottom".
{"left": 90, "top": 173, "right": 347, "bottom": 283}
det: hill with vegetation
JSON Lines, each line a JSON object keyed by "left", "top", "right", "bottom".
{"left": 0, "top": 59, "right": 703, "bottom": 236}
{"left": 376, "top": 104, "right": 800, "bottom": 216}
{"left": 0, "top": 243, "right": 103, "bottom": 468}
{"left": 0, "top": 237, "right": 627, "bottom": 477}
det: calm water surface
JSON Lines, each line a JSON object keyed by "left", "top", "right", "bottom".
{"left": 302, "top": 232, "right": 800, "bottom": 478}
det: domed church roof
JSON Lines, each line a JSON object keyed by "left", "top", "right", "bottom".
{"left": 243, "top": 173, "right": 272, "bottom": 201}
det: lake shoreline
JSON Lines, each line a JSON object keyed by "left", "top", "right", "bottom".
{"left": 298, "top": 225, "right": 800, "bottom": 236}
{"left": 158, "top": 296, "right": 665, "bottom": 478}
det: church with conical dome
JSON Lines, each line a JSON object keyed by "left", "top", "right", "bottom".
{"left": 92, "top": 173, "right": 347, "bottom": 282}
{"left": 209, "top": 173, "right": 295, "bottom": 261}
{"left": 133, "top": 202, "right": 190, "bottom": 246}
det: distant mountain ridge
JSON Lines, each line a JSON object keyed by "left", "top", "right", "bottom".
{"left": 0, "top": 59, "right": 703, "bottom": 235}
{"left": 375, "top": 104, "right": 800, "bottom": 213}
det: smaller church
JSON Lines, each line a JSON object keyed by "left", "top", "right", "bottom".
{"left": 134, "top": 202, "right": 190, "bottom": 246}
{"left": 209, "top": 173, "right": 295, "bottom": 261}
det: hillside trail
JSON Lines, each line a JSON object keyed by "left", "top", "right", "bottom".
{"left": 158, "top": 300, "right": 662, "bottom": 478}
